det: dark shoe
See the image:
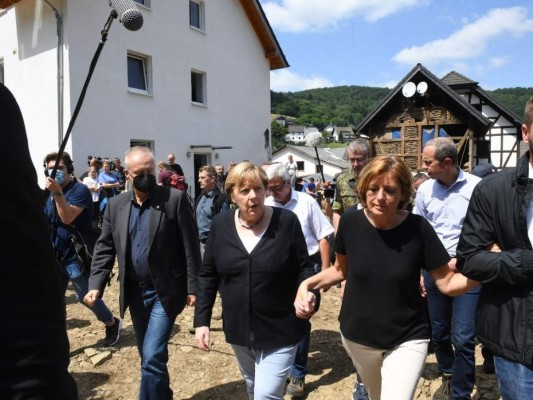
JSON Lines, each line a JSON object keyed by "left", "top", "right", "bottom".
{"left": 286, "top": 376, "right": 305, "bottom": 397}
{"left": 352, "top": 381, "right": 369, "bottom": 400}
{"left": 103, "top": 317, "right": 122, "bottom": 346}
{"left": 434, "top": 374, "right": 452, "bottom": 400}
{"left": 188, "top": 326, "right": 196, "bottom": 334}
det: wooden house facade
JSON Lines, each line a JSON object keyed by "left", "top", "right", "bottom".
{"left": 354, "top": 64, "right": 523, "bottom": 172}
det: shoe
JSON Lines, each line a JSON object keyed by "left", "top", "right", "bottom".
{"left": 352, "top": 382, "right": 369, "bottom": 400}
{"left": 188, "top": 326, "right": 196, "bottom": 334}
{"left": 434, "top": 374, "right": 452, "bottom": 400}
{"left": 285, "top": 376, "right": 305, "bottom": 397}
{"left": 103, "top": 317, "right": 122, "bottom": 346}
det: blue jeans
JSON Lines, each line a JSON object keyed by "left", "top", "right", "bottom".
{"left": 127, "top": 284, "right": 175, "bottom": 400}
{"left": 290, "top": 255, "right": 321, "bottom": 379}
{"left": 60, "top": 257, "right": 113, "bottom": 324}
{"left": 232, "top": 343, "right": 297, "bottom": 400}
{"left": 423, "top": 271, "right": 480, "bottom": 400}
{"left": 494, "top": 355, "right": 533, "bottom": 400}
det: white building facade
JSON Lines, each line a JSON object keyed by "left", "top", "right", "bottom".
{"left": 0, "top": 0, "right": 287, "bottom": 195}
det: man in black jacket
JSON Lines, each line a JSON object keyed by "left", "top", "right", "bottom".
{"left": 457, "top": 96, "right": 533, "bottom": 398}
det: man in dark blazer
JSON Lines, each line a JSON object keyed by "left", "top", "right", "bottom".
{"left": 0, "top": 82, "right": 77, "bottom": 399}
{"left": 84, "top": 146, "right": 201, "bottom": 400}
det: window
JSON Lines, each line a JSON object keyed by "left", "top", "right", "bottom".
{"left": 127, "top": 52, "right": 151, "bottom": 94}
{"left": 191, "top": 70, "right": 206, "bottom": 105}
{"left": 133, "top": 0, "right": 150, "bottom": 6}
{"left": 0, "top": 59, "right": 4, "bottom": 84}
{"left": 189, "top": 0, "right": 204, "bottom": 31}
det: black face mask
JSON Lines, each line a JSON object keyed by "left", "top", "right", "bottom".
{"left": 132, "top": 173, "right": 156, "bottom": 193}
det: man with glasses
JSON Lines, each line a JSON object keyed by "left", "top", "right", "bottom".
{"left": 265, "top": 163, "right": 334, "bottom": 398}
{"left": 414, "top": 137, "right": 481, "bottom": 399}
{"left": 330, "top": 138, "right": 371, "bottom": 400}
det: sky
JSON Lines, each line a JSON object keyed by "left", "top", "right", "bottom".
{"left": 259, "top": 0, "right": 533, "bottom": 92}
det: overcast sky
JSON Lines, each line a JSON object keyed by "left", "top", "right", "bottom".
{"left": 259, "top": 0, "right": 533, "bottom": 92}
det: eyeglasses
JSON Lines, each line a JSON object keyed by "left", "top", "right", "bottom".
{"left": 267, "top": 181, "right": 288, "bottom": 192}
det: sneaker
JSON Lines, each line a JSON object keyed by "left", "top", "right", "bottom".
{"left": 103, "top": 317, "right": 122, "bottom": 347}
{"left": 434, "top": 374, "right": 452, "bottom": 400}
{"left": 352, "top": 382, "right": 369, "bottom": 400}
{"left": 285, "top": 376, "right": 305, "bottom": 397}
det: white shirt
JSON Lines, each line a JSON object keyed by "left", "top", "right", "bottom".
{"left": 82, "top": 176, "right": 100, "bottom": 202}
{"left": 265, "top": 189, "right": 334, "bottom": 255}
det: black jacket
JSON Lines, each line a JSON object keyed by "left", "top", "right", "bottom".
{"left": 457, "top": 152, "right": 533, "bottom": 367}
{"left": 194, "top": 208, "right": 314, "bottom": 350}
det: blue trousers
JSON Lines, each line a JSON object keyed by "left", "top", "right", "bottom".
{"left": 232, "top": 343, "right": 297, "bottom": 400}
{"left": 423, "top": 271, "right": 480, "bottom": 400}
{"left": 60, "top": 257, "right": 113, "bottom": 324}
{"left": 127, "top": 284, "right": 175, "bottom": 400}
{"left": 494, "top": 355, "right": 533, "bottom": 400}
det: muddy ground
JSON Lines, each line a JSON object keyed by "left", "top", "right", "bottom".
{"left": 66, "top": 273, "right": 502, "bottom": 400}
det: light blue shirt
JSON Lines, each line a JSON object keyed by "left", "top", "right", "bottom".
{"left": 414, "top": 169, "right": 481, "bottom": 257}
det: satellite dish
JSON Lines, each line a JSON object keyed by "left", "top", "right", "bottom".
{"left": 417, "top": 81, "right": 428, "bottom": 95}
{"left": 402, "top": 82, "right": 416, "bottom": 98}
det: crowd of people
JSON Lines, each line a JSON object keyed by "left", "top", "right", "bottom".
{"left": 3, "top": 78, "right": 533, "bottom": 400}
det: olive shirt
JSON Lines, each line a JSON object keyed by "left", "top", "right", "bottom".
{"left": 332, "top": 169, "right": 358, "bottom": 213}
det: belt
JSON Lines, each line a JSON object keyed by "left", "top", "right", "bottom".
{"left": 200, "top": 238, "right": 207, "bottom": 244}
{"left": 131, "top": 280, "right": 154, "bottom": 288}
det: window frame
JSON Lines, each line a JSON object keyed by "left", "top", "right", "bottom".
{"left": 189, "top": 0, "right": 205, "bottom": 31}
{"left": 191, "top": 69, "right": 207, "bottom": 106}
{"left": 133, "top": 0, "right": 150, "bottom": 7}
{"left": 127, "top": 52, "right": 152, "bottom": 95}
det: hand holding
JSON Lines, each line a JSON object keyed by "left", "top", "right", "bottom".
{"left": 83, "top": 289, "right": 101, "bottom": 307}
{"left": 195, "top": 326, "right": 211, "bottom": 351}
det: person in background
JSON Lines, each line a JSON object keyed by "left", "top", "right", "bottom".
{"left": 406, "top": 172, "right": 429, "bottom": 212}
{"left": 414, "top": 137, "right": 481, "bottom": 399}
{"left": 82, "top": 166, "right": 103, "bottom": 228}
{"left": 85, "top": 146, "right": 201, "bottom": 399}
{"left": 456, "top": 97, "right": 533, "bottom": 399}
{"left": 286, "top": 154, "right": 298, "bottom": 188}
{"left": 98, "top": 160, "right": 120, "bottom": 198}
{"left": 167, "top": 152, "right": 185, "bottom": 176}
{"left": 226, "top": 160, "right": 238, "bottom": 178}
{"left": 302, "top": 177, "right": 317, "bottom": 198}
{"left": 113, "top": 157, "right": 126, "bottom": 194}
{"left": 194, "top": 162, "right": 317, "bottom": 400}
{"left": 295, "top": 155, "right": 476, "bottom": 400}
{"left": 265, "top": 163, "right": 334, "bottom": 397}
{"left": 0, "top": 82, "right": 77, "bottom": 399}
{"left": 215, "top": 163, "right": 226, "bottom": 192}
{"left": 331, "top": 138, "right": 371, "bottom": 400}
{"left": 43, "top": 151, "right": 121, "bottom": 348}
{"left": 157, "top": 161, "right": 175, "bottom": 187}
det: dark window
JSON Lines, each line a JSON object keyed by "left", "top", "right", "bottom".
{"left": 128, "top": 55, "right": 147, "bottom": 91}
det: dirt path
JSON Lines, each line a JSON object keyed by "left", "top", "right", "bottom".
{"left": 66, "top": 277, "right": 501, "bottom": 399}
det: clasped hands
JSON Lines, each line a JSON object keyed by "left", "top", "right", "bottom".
{"left": 294, "top": 287, "right": 317, "bottom": 319}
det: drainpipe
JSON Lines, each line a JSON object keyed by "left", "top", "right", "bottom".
{"left": 43, "top": 0, "right": 63, "bottom": 146}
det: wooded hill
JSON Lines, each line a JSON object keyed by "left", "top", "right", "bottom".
{"left": 271, "top": 86, "right": 533, "bottom": 131}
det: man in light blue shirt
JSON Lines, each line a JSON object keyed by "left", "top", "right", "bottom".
{"left": 414, "top": 137, "right": 481, "bottom": 400}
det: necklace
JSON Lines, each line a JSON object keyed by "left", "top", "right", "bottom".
{"left": 238, "top": 209, "right": 265, "bottom": 229}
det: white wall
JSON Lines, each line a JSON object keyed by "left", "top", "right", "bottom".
{"left": 1, "top": 0, "right": 273, "bottom": 193}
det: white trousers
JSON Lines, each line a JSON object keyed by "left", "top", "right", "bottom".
{"left": 341, "top": 335, "right": 429, "bottom": 400}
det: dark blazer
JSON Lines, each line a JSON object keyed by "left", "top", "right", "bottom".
{"left": 194, "top": 207, "right": 314, "bottom": 350}
{"left": 89, "top": 185, "right": 201, "bottom": 320}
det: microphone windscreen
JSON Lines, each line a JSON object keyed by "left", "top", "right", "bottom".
{"left": 109, "top": 0, "right": 144, "bottom": 31}
{"left": 305, "top": 132, "right": 323, "bottom": 148}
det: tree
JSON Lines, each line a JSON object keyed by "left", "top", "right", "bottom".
{"left": 271, "top": 121, "right": 288, "bottom": 151}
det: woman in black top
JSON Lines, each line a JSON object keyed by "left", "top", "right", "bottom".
{"left": 194, "top": 162, "right": 316, "bottom": 400}
{"left": 295, "top": 156, "right": 476, "bottom": 400}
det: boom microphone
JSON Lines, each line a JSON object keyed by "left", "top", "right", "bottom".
{"left": 109, "top": 0, "right": 144, "bottom": 31}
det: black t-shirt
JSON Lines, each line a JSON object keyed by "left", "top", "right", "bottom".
{"left": 169, "top": 163, "right": 184, "bottom": 176}
{"left": 335, "top": 210, "right": 450, "bottom": 349}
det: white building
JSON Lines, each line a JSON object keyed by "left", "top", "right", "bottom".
{"left": 0, "top": 0, "right": 287, "bottom": 196}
